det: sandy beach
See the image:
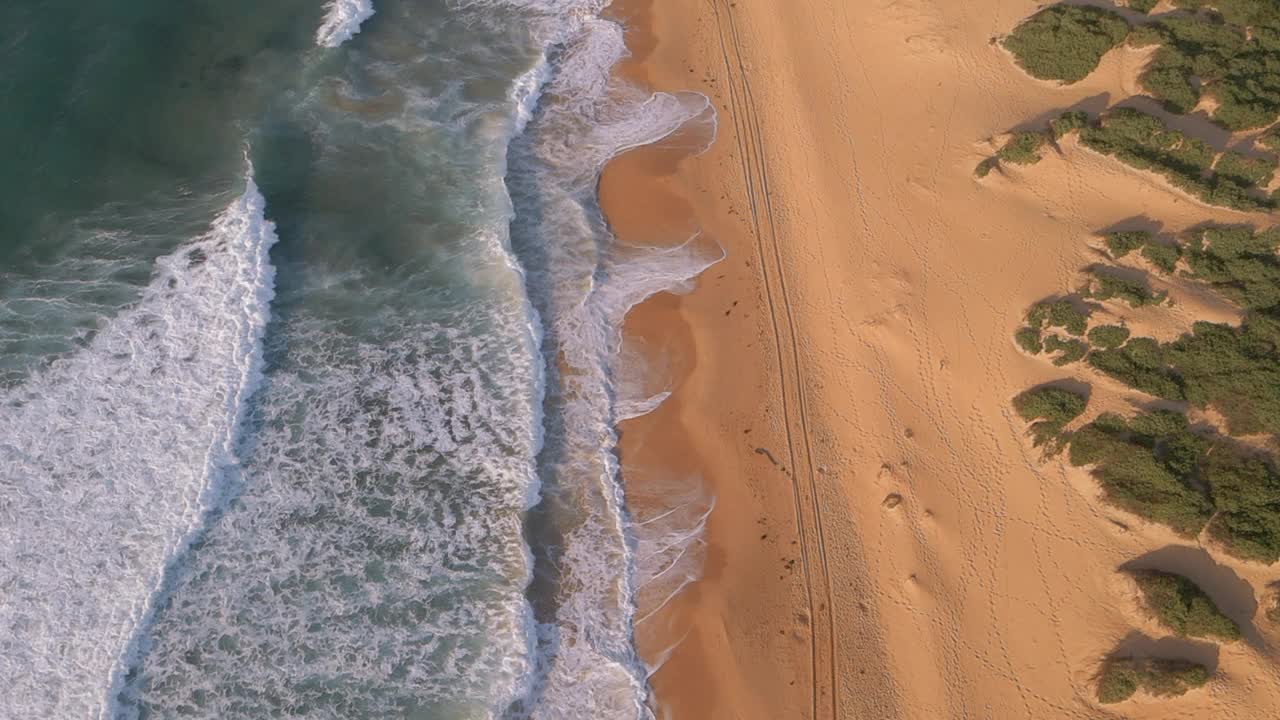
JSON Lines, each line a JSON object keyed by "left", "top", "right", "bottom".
{"left": 603, "top": 0, "right": 1280, "bottom": 718}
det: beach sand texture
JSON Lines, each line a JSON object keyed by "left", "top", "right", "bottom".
{"left": 603, "top": 0, "right": 1280, "bottom": 718}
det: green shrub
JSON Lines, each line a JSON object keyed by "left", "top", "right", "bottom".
{"left": 1014, "top": 386, "right": 1088, "bottom": 425}
{"left": 1015, "top": 385, "right": 1089, "bottom": 449}
{"left": 1097, "top": 659, "right": 1140, "bottom": 703}
{"left": 1141, "top": 243, "right": 1182, "bottom": 273}
{"left": 1203, "top": 451, "right": 1280, "bottom": 562}
{"left": 1259, "top": 128, "right": 1280, "bottom": 152}
{"left": 1067, "top": 410, "right": 1214, "bottom": 536}
{"left": 1214, "top": 151, "right": 1277, "bottom": 187}
{"left": 1028, "top": 299, "right": 1089, "bottom": 335}
{"left": 1051, "top": 110, "right": 1089, "bottom": 139}
{"left": 1080, "top": 108, "right": 1274, "bottom": 210}
{"left": 1098, "top": 656, "right": 1210, "bottom": 703}
{"left": 1131, "top": 570, "right": 1243, "bottom": 640}
{"left": 1183, "top": 226, "right": 1280, "bottom": 311}
{"left": 1105, "top": 230, "right": 1151, "bottom": 258}
{"left": 1045, "top": 335, "right": 1088, "bottom": 365}
{"left": 1089, "top": 324, "right": 1131, "bottom": 349}
{"left": 1089, "top": 268, "right": 1167, "bottom": 307}
{"left": 998, "top": 132, "right": 1047, "bottom": 164}
{"left": 1128, "top": 0, "right": 1160, "bottom": 12}
{"left": 1128, "top": 23, "right": 1168, "bottom": 48}
{"left": 1003, "top": 5, "right": 1131, "bottom": 83}
{"left": 1136, "top": 11, "right": 1280, "bottom": 129}
{"left": 1162, "top": 320, "right": 1280, "bottom": 435}
{"left": 1015, "top": 326, "right": 1043, "bottom": 354}
{"left": 1088, "top": 339, "right": 1186, "bottom": 400}
{"left": 975, "top": 156, "right": 999, "bottom": 178}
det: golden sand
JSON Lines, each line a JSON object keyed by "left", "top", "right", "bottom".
{"left": 602, "top": 1, "right": 1280, "bottom": 718}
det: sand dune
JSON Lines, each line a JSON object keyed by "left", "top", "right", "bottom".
{"left": 605, "top": 0, "right": 1280, "bottom": 717}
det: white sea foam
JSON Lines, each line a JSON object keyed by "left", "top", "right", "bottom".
{"left": 315, "top": 0, "right": 375, "bottom": 48}
{"left": 122, "top": 309, "right": 544, "bottom": 717}
{"left": 0, "top": 175, "right": 276, "bottom": 719}
{"left": 495, "top": 0, "right": 722, "bottom": 714}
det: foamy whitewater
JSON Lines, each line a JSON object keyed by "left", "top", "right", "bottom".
{"left": 315, "top": 0, "right": 374, "bottom": 47}
{"left": 0, "top": 0, "right": 717, "bottom": 716}
{"left": 0, "top": 177, "right": 276, "bottom": 718}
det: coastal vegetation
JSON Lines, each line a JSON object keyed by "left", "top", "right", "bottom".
{"left": 1097, "top": 657, "right": 1211, "bottom": 703}
{"left": 1102, "top": 231, "right": 1182, "bottom": 272}
{"left": 1088, "top": 324, "right": 1131, "bottom": 349}
{"left": 1067, "top": 410, "right": 1215, "bottom": 537}
{"left": 1013, "top": 385, "right": 1088, "bottom": 448}
{"left": 1067, "top": 407, "right": 1280, "bottom": 561}
{"left": 1104, "top": 230, "right": 1152, "bottom": 258}
{"left": 998, "top": 132, "right": 1047, "bottom": 165}
{"left": 1003, "top": 5, "right": 1130, "bottom": 83}
{"left": 1087, "top": 267, "right": 1168, "bottom": 307}
{"left": 1134, "top": 4, "right": 1280, "bottom": 129}
{"left": 996, "top": 4, "right": 1280, "bottom": 707}
{"left": 1130, "top": 570, "right": 1242, "bottom": 640}
{"left": 1079, "top": 108, "right": 1272, "bottom": 211}
{"left": 980, "top": 107, "right": 1276, "bottom": 211}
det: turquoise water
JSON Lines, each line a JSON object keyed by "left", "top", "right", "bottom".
{"left": 0, "top": 1, "right": 716, "bottom": 717}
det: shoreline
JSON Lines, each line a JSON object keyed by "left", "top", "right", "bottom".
{"left": 601, "top": 0, "right": 868, "bottom": 717}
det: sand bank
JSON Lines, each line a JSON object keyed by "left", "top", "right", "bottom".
{"left": 604, "top": 0, "right": 1280, "bottom": 718}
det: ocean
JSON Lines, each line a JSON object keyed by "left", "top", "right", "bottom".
{"left": 0, "top": 0, "right": 716, "bottom": 718}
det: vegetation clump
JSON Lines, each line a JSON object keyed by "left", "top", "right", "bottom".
{"left": 1088, "top": 324, "right": 1132, "bottom": 349}
{"left": 1088, "top": 336, "right": 1185, "bottom": 399}
{"left": 1259, "top": 127, "right": 1280, "bottom": 152}
{"left": 1183, "top": 225, "right": 1280, "bottom": 310}
{"left": 1003, "top": 5, "right": 1131, "bottom": 83}
{"left": 1069, "top": 407, "right": 1280, "bottom": 559}
{"left": 1014, "top": 385, "right": 1089, "bottom": 448}
{"left": 1080, "top": 108, "right": 1272, "bottom": 211}
{"left": 1097, "top": 657, "right": 1210, "bottom": 703}
{"left": 1088, "top": 268, "right": 1168, "bottom": 307}
{"left": 1051, "top": 110, "right": 1090, "bottom": 139}
{"left": 998, "top": 132, "right": 1048, "bottom": 165}
{"left": 1142, "top": 242, "right": 1182, "bottom": 272}
{"left": 1104, "top": 230, "right": 1151, "bottom": 258}
{"left": 1128, "top": 0, "right": 1160, "bottom": 12}
{"left": 1131, "top": 570, "right": 1243, "bottom": 640}
{"left": 1015, "top": 326, "right": 1044, "bottom": 353}
{"left": 1028, "top": 299, "right": 1090, "bottom": 336}
{"left": 1215, "top": 151, "right": 1277, "bottom": 188}
{"left": 1068, "top": 410, "right": 1214, "bottom": 536}
{"left": 975, "top": 156, "right": 999, "bottom": 178}
{"left": 1202, "top": 450, "right": 1280, "bottom": 562}
{"left": 1136, "top": 7, "right": 1280, "bottom": 129}
{"left": 1044, "top": 335, "right": 1089, "bottom": 365}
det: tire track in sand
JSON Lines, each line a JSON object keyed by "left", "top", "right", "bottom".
{"left": 707, "top": 2, "right": 838, "bottom": 718}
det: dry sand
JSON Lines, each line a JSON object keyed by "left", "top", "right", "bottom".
{"left": 601, "top": 0, "right": 1280, "bottom": 718}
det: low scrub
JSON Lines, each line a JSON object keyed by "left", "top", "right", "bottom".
{"left": 1215, "top": 151, "right": 1277, "bottom": 188}
{"left": 1088, "top": 268, "right": 1168, "bottom": 308}
{"left": 1142, "top": 242, "right": 1182, "bottom": 273}
{"left": 1014, "top": 385, "right": 1088, "bottom": 448}
{"left": 1067, "top": 410, "right": 1214, "bottom": 536}
{"left": 1069, "top": 408, "right": 1280, "bottom": 560}
{"left": 1104, "top": 230, "right": 1151, "bottom": 258}
{"left": 1028, "top": 299, "right": 1089, "bottom": 336}
{"left": 1097, "top": 657, "right": 1210, "bottom": 704}
{"left": 1003, "top": 5, "right": 1131, "bottom": 83}
{"left": 998, "top": 132, "right": 1047, "bottom": 165}
{"left": 1088, "top": 324, "right": 1131, "bottom": 350}
{"left": 1137, "top": 9, "right": 1280, "bottom": 129}
{"left": 1131, "top": 570, "right": 1242, "bottom": 640}
{"left": 1080, "top": 108, "right": 1273, "bottom": 211}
